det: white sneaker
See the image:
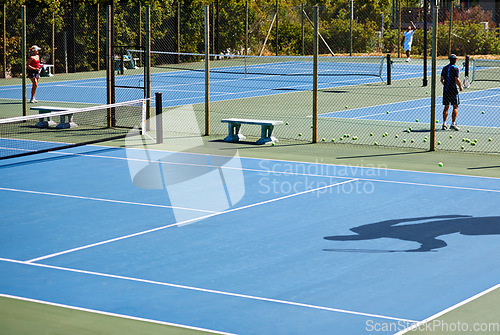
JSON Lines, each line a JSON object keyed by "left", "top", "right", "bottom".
{"left": 406, "top": 58, "right": 410, "bottom": 62}
{"left": 29, "top": 99, "right": 38, "bottom": 103}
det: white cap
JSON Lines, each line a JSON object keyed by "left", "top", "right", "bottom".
{"left": 31, "top": 45, "right": 41, "bottom": 51}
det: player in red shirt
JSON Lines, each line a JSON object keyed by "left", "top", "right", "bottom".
{"left": 27, "top": 45, "right": 42, "bottom": 103}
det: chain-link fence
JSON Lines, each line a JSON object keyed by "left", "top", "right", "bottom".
{"left": 1, "top": 2, "right": 498, "bottom": 154}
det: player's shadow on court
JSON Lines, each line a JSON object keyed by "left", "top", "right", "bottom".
{"left": 324, "top": 215, "right": 500, "bottom": 252}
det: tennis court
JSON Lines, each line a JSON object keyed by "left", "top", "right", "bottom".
{"left": 0, "top": 139, "right": 499, "bottom": 334}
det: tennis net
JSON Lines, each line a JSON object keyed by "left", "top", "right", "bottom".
{"left": 129, "top": 49, "right": 387, "bottom": 81}
{"left": 0, "top": 99, "right": 149, "bottom": 160}
{"left": 471, "top": 59, "right": 500, "bottom": 82}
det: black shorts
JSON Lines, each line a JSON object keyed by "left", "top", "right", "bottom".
{"left": 27, "top": 69, "right": 40, "bottom": 79}
{"left": 442, "top": 91, "right": 459, "bottom": 106}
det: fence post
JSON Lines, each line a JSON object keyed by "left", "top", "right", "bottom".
{"left": 205, "top": 5, "right": 210, "bottom": 136}
{"left": 22, "top": 5, "right": 27, "bottom": 117}
{"left": 312, "top": 6, "right": 318, "bottom": 144}
{"left": 423, "top": 0, "right": 428, "bottom": 86}
{"left": 430, "top": 3, "right": 438, "bottom": 152}
{"left": 52, "top": 11, "right": 55, "bottom": 74}
{"left": 3, "top": 4, "right": 6, "bottom": 79}
{"left": 145, "top": 5, "right": 151, "bottom": 120}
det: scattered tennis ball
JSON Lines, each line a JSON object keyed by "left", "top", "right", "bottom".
{"left": 461, "top": 145, "right": 465, "bottom": 149}
{"left": 426, "top": 91, "right": 429, "bottom": 94}
{"left": 339, "top": 137, "right": 343, "bottom": 140}
{"left": 322, "top": 138, "right": 325, "bottom": 141}
{"left": 346, "top": 134, "right": 350, "bottom": 138}
{"left": 436, "top": 120, "right": 439, "bottom": 123}
{"left": 298, "top": 133, "right": 302, "bottom": 136}
{"left": 424, "top": 136, "right": 428, "bottom": 139}
{"left": 423, "top": 139, "right": 427, "bottom": 142}
{"left": 353, "top": 136, "right": 358, "bottom": 140}
{"left": 462, "top": 138, "right": 466, "bottom": 141}
{"left": 407, "top": 129, "right": 411, "bottom": 133}
{"left": 438, "top": 162, "right": 443, "bottom": 167}
{"left": 411, "top": 139, "right": 415, "bottom": 143}
{"left": 374, "top": 142, "right": 378, "bottom": 145}
{"left": 488, "top": 138, "right": 492, "bottom": 141}
{"left": 403, "top": 139, "right": 407, "bottom": 143}
{"left": 395, "top": 134, "right": 399, "bottom": 138}
{"left": 471, "top": 142, "right": 476, "bottom": 146}
{"left": 409, "top": 127, "right": 412, "bottom": 130}
{"left": 386, "top": 111, "right": 390, "bottom": 114}
{"left": 416, "top": 119, "right": 419, "bottom": 122}
{"left": 285, "top": 122, "right": 289, "bottom": 125}
{"left": 344, "top": 134, "right": 348, "bottom": 137}
{"left": 449, "top": 135, "right": 453, "bottom": 139}
{"left": 311, "top": 125, "right": 313, "bottom": 128}
{"left": 408, "top": 82, "right": 412, "bottom": 85}
{"left": 466, "top": 139, "right": 470, "bottom": 143}
{"left": 345, "top": 105, "right": 348, "bottom": 109}
{"left": 474, "top": 139, "right": 478, "bottom": 142}
{"left": 271, "top": 142, "right": 275, "bottom": 146}
{"left": 467, "top": 129, "right": 471, "bottom": 132}
{"left": 331, "top": 138, "right": 335, "bottom": 142}
{"left": 437, "top": 141, "right": 441, "bottom": 145}
{"left": 482, "top": 111, "right": 485, "bottom": 114}
{"left": 370, "top": 133, "right": 373, "bottom": 136}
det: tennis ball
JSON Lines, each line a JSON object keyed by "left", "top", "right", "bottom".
{"left": 395, "top": 134, "right": 399, "bottom": 138}
{"left": 474, "top": 139, "right": 478, "bottom": 142}
{"left": 339, "top": 137, "right": 343, "bottom": 140}
{"left": 424, "top": 136, "right": 428, "bottom": 139}
{"left": 466, "top": 139, "right": 470, "bottom": 143}
{"left": 467, "top": 129, "right": 471, "bottom": 132}
{"left": 436, "top": 120, "right": 439, "bottom": 123}
{"left": 461, "top": 145, "right": 465, "bottom": 149}
{"left": 438, "top": 162, "right": 443, "bottom": 167}
{"left": 353, "top": 136, "right": 358, "bottom": 140}
{"left": 331, "top": 138, "right": 335, "bottom": 142}
{"left": 423, "top": 139, "right": 427, "bottom": 142}
{"left": 409, "top": 127, "right": 412, "bottom": 130}
{"left": 426, "top": 91, "right": 429, "bottom": 94}
{"left": 462, "top": 138, "right": 466, "bottom": 142}
{"left": 409, "top": 82, "right": 412, "bottom": 85}
{"left": 407, "top": 129, "right": 411, "bottom": 133}
{"left": 322, "top": 138, "right": 325, "bottom": 141}
{"left": 311, "top": 125, "right": 313, "bottom": 128}
{"left": 482, "top": 111, "right": 485, "bottom": 114}
{"left": 271, "top": 142, "right": 275, "bottom": 146}
{"left": 346, "top": 134, "right": 350, "bottom": 138}
{"left": 345, "top": 105, "right": 348, "bottom": 109}
{"left": 411, "top": 139, "right": 415, "bottom": 143}
{"left": 386, "top": 111, "right": 389, "bottom": 114}
{"left": 374, "top": 142, "right": 378, "bottom": 145}
{"left": 285, "top": 122, "right": 289, "bottom": 125}
{"left": 403, "top": 139, "right": 407, "bottom": 143}
{"left": 449, "top": 135, "right": 453, "bottom": 139}
{"left": 416, "top": 119, "right": 419, "bottom": 122}
{"left": 437, "top": 141, "right": 441, "bottom": 145}
{"left": 370, "top": 133, "right": 373, "bottom": 136}
{"left": 298, "top": 133, "right": 302, "bottom": 136}
{"left": 471, "top": 142, "right": 476, "bottom": 146}
{"left": 488, "top": 138, "right": 492, "bottom": 141}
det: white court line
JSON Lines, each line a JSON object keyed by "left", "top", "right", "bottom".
{"left": 0, "top": 187, "right": 219, "bottom": 214}
{"left": 25, "top": 179, "right": 357, "bottom": 263}
{"left": 0, "top": 293, "right": 233, "bottom": 335}
{"left": 0, "top": 257, "right": 417, "bottom": 323}
{"left": 395, "top": 282, "right": 500, "bottom": 334}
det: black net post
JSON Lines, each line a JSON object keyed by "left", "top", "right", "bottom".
{"left": 155, "top": 92, "right": 163, "bottom": 144}
{"left": 387, "top": 54, "right": 391, "bottom": 85}
{"left": 464, "top": 55, "right": 469, "bottom": 77}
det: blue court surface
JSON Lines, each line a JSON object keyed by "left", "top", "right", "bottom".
{"left": 319, "top": 87, "right": 500, "bottom": 128}
{"left": 1, "top": 145, "right": 499, "bottom": 334}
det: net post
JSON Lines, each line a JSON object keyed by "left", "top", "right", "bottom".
{"left": 387, "top": 54, "right": 391, "bottom": 85}
{"left": 120, "top": 47, "right": 125, "bottom": 75}
{"left": 429, "top": 3, "right": 438, "bottom": 152}
{"left": 312, "top": 6, "right": 318, "bottom": 144}
{"left": 145, "top": 5, "right": 151, "bottom": 129}
{"left": 22, "top": 5, "right": 27, "bottom": 117}
{"left": 155, "top": 92, "right": 163, "bottom": 144}
{"left": 464, "top": 55, "right": 469, "bottom": 77}
{"left": 205, "top": 5, "right": 210, "bottom": 136}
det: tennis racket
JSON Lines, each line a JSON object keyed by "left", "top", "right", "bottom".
{"left": 463, "top": 76, "right": 470, "bottom": 89}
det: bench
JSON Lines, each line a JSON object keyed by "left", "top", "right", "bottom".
{"left": 40, "top": 64, "right": 54, "bottom": 77}
{"left": 221, "top": 118, "right": 283, "bottom": 144}
{"left": 30, "top": 106, "right": 78, "bottom": 129}
{"left": 115, "top": 50, "right": 140, "bottom": 73}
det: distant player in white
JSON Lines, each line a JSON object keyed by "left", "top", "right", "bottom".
{"left": 402, "top": 21, "right": 417, "bottom": 62}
